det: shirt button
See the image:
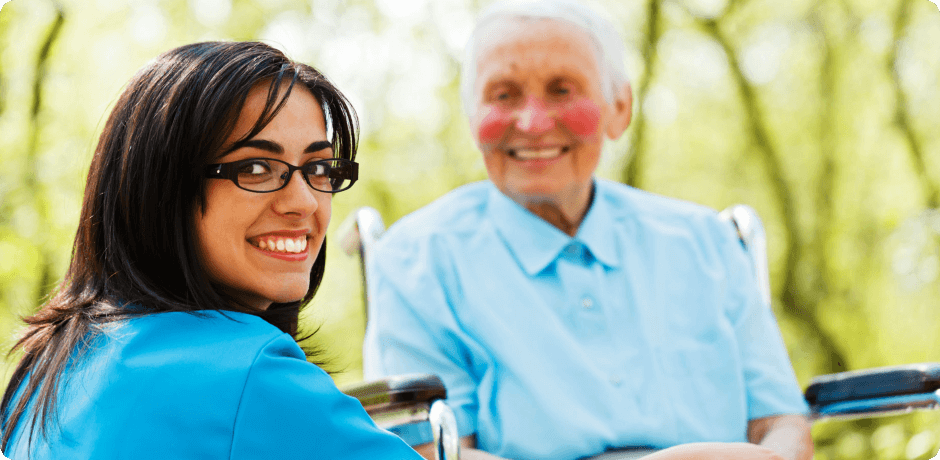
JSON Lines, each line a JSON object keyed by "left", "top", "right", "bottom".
{"left": 581, "top": 297, "right": 593, "bottom": 309}
{"left": 565, "top": 245, "right": 579, "bottom": 256}
{"left": 609, "top": 375, "right": 623, "bottom": 386}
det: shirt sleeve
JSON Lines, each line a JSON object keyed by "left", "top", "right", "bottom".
{"left": 362, "top": 235, "right": 482, "bottom": 444}
{"left": 715, "top": 217, "right": 810, "bottom": 420}
{"left": 229, "top": 333, "right": 424, "bottom": 460}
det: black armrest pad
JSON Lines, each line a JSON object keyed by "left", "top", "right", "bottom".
{"left": 805, "top": 363, "right": 940, "bottom": 406}
{"left": 341, "top": 373, "right": 446, "bottom": 409}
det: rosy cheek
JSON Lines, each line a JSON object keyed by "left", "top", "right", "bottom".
{"left": 559, "top": 98, "right": 601, "bottom": 137}
{"left": 476, "top": 107, "right": 514, "bottom": 145}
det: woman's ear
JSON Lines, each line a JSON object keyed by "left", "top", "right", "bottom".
{"left": 604, "top": 82, "right": 633, "bottom": 140}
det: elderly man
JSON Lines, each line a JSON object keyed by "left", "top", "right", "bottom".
{"left": 363, "top": 1, "right": 812, "bottom": 459}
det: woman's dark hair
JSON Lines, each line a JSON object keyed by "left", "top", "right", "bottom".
{"left": 0, "top": 41, "right": 358, "bottom": 450}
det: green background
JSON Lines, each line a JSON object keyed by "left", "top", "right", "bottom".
{"left": 1, "top": 0, "right": 939, "bottom": 458}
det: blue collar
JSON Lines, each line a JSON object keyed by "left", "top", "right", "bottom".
{"left": 487, "top": 180, "right": 622, "bottom": 276}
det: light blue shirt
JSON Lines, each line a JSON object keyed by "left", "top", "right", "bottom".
{"left": 363, "top": 179, "right": 808, "bottom": 460}
{"left": 5, "top": 310, "right": 422, "bottom": 460}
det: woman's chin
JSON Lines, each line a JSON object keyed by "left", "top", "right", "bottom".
{"left": 270, "top": 286, "right": 310, "bottom": 305}
{"left": 267, "top": 273, "right": 312, "bottom": 300}
{"left": 224, "top": 282, "right": 310, "bottom": 310}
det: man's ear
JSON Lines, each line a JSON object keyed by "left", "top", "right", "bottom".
{"left": 604, "top": 82, "right": 633, "bottom": 140}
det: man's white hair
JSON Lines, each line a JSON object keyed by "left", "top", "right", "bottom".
{"left": 460, "top": 0, "right": 630, "bottom": 117}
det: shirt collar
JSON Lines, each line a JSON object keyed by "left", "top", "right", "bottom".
{"left": 487, "top": 180, "right": 622, "bottom": 275}
{"left": 576, "top": 181, "right": 622, "bottom": 269}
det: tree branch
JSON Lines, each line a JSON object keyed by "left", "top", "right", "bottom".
{"left": 26, "top": 4, "right": 66, "bottom": 310}
{"left": 699, "top": 18, "right": 849, "bottom": 373}
{"left": 889, "top": 0, "right": 939, "bottom": 208}
{"left": 621, "top": 0, "right": 662, "bottom": 189}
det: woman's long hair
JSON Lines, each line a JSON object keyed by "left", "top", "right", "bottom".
{"left": 0, "top": 41, "right": 358, "bottom": 450}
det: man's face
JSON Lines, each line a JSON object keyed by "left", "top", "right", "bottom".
{"left": 470, "top": 18, "right": 618, "bottom": 207}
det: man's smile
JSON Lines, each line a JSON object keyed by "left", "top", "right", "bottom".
{"left": 507, "top": 146, "right": 570, "bottom": 160}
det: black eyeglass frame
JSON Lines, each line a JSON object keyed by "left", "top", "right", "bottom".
{"left": 205, "top": 157, "right": 359, "bottom": 194}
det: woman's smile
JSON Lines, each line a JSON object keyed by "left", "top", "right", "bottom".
{"left": 248, "top": 231, "right": 311, "bottom": 262}
{"left": 249, "top": 233, "right": 309, "bottom": 254}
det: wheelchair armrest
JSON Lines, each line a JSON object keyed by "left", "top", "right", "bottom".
{"left": 343, "top": 373, "right": 447, "bottom": 408}
{"left": 806, "top": 363, "right": 940, "bottom": 420}
{"left": 341, "top": 373, "right": 447, "bottom": 429}
{"left": 806, "top": 363, "right": 940, "bottom": 405}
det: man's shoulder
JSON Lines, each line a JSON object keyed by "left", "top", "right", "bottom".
{"left": 379, "top": 181, "right": 494, "bottom": 247}
{"left": 596, "top": 179, "right": 721, "bottom": 227}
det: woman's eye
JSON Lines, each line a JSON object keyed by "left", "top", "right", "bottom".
{"left": 237, "top": 160, "right": 271, "bottom": 176}
{"left": 304, "top": 162, "right": 331, "bottom": 178}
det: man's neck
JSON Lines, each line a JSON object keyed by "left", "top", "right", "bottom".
{"left": 520, "top": 184, "right": 595, "bottom": 237}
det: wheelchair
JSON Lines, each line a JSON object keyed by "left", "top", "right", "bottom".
{"left": 337, "top": 205, "right": 940, "bottom": 460}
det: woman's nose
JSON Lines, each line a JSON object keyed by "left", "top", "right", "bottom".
{"left": 272, "top": 169, "right": 320, "bottom": 217}
{"left": 515, "top": 96, "right": 555, "bottom": 134}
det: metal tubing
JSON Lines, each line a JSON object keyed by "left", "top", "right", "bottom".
{"left": 429, "top": 400, "right": 460, "bottom": 460}
{"left": 719, "top": 204, "right": 772, "bottom": 309}
{"left": 811, "top": 390, "right": 940, "bottom": 421}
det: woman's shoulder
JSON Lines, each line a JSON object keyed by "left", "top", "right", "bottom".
{"left": 121, "top": 309, "right": 283, "bottom": 339}
{"left": 98, "top": 310, "right": 304, "bottom": 381}
{"left": 12, "top": 310, "right": 349, "bottom": 459}
{"left": 119, "top": 309, "right": 287, "bottom": 350}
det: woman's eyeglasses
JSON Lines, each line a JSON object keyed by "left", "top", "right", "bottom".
{"left": 205, "top": 157, "right": 358, "bottom": 193}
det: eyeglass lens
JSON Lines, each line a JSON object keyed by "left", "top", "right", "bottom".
{"left": 234, "top": 159, "right": 353, "bottom": 192}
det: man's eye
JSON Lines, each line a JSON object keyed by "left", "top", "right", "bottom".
{"left": 550, "top": 84, "right": 572, "bottom": 96}
{"left": 490, "top": 86, "right": 518, "bottom": 102}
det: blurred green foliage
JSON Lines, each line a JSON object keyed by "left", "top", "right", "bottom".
{"left": 1, "top": 0, "right": 939, "bottom": 458}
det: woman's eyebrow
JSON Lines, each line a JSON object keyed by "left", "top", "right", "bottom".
{"left": 225, "top": 139, "right": 283, "bottom": 155}
{"left": 222, "top": 139, "right": 331, "bottom": 157}
{"left": 305, "top": 140, "right": 332, "bottom": 153}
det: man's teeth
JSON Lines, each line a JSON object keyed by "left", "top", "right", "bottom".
{"left": 256, "top": 237, "right": 308, "bottom": 253}
{"left": 510, "top": 147, "right": 564, "bottom": 160}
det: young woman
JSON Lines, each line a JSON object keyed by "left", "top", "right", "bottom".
{"left": 0, "top": 41, "right": 423, "bottom": 459}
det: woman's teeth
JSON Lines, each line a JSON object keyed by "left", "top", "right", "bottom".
{"left": 256, "top": 237, "right": 307, "bottom": 253}
{"left": 509, "top": 147, "right": 565, "bottom": 160}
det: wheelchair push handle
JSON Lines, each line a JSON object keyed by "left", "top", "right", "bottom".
{"left": 718, "top": 204, "right": 771, "bottom": 309}
{"left": 338, "top": 206, "right": 386, "bottom": 257}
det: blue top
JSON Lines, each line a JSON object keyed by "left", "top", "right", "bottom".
{"left": 363, "top": 180, "right": 809, "bottom": 460}
{"left": 4, "top": 310, "right": 422, "bottom": 460}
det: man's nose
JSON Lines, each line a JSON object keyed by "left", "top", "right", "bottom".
{"left": 515, "top": 96, "right": 555, "bottom": 134}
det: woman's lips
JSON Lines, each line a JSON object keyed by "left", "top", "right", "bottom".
{"left": 247, "top": 234, "right": 310, "bottom": 261}
{"left": 251, "top": 236, "right": 308, "bottom": 253}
